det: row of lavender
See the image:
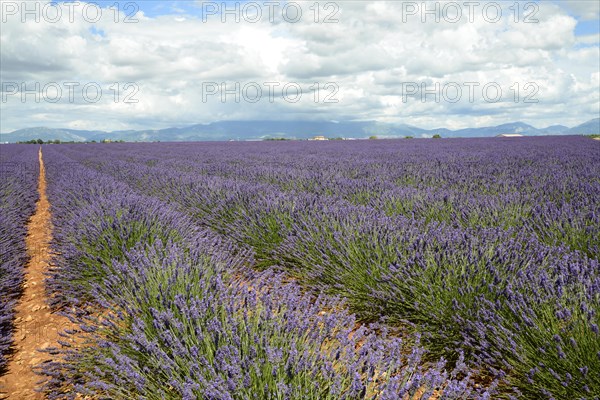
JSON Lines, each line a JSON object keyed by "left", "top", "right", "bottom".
{"left": 81, "top": 138, "right": 595, "bottom": 260}
{"left": 61, "top": 137, "right": 599, "bottom": 258}
{"left": 0, "top": 145, "right": 39, "bottom": 372}
{"left": 48, "top": 137, "right": 600, "bottom": 399}
{"left": 39, "top": 145, "right": 489, "bottom": 399}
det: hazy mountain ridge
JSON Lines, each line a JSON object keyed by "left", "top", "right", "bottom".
{"left": 1, "top": 119, "right": 598, "bottom": 143}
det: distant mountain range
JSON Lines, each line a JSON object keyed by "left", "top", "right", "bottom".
{"left": 1, "top": 118, "right": 598, "bottom": 143}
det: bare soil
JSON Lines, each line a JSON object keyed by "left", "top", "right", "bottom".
{"left": 0, "top": 148, "right": 76, "bottom": 399}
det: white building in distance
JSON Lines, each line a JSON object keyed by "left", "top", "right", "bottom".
{"left": 496, "top": 134, "right": 524, "bottom": 138}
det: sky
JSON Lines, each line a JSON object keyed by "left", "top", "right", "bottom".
{"left": 0, "top": 0, "right": 599, "bottom": 132}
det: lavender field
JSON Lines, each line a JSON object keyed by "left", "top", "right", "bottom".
{"left": 0, "top": 145, "right": 38, "bottom": 372}
{"left": 2, "top": 136, "right": 599, "bottom": 399}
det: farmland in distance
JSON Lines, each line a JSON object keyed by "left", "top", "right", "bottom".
{"left": 1, "top": 136, "right": 599, "bottom": 399}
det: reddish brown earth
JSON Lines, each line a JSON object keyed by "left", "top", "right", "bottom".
{"left": 0, "top": 148, "right": 76, "bottom": 399}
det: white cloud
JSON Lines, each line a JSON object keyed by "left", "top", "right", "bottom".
{"left": 0, "top": 0, "right": 598, "bottom": 132}
{"left": 557, "top": 0, "right": 600, "bottom": 21}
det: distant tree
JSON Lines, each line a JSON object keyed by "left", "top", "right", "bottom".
{"left": 53, "top": 139, "right": 61, "bottom": 144}
{"left": 432, "top": 134, "right": 442, "bottom": 139}
{"left": 36, "top": 138, "right": 44, "bottom": 144}
{"left": 404, "top": 136, "right": 413, "bottom": 139}
{"left": 369, "top": 135, "right": 378, "bottom": 140}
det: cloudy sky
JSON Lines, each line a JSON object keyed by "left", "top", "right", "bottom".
{"left": 1, "top": 0, "right": 598, "bottom": 132}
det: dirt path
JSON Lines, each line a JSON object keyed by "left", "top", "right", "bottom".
{"left": 0, "top": 148, "right": 74, "bottom": 399}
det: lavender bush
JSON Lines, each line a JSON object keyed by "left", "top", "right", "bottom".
{"left": 39, "top": 137, "right": 599, "bottom": 398}
{"left": 0, "top": 144, "right": 39, "bottom": 372}
{"left": 42, "top": 242, "right": 491, "bottom": 399}
{"left": 39, "top": 145, "right": 492, "bottom": 398}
